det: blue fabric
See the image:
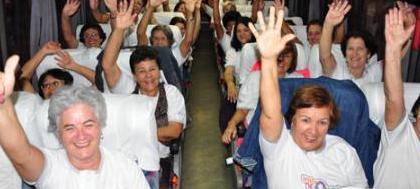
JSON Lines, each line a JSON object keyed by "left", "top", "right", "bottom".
{"left": 236, "top": 77, "right": 380, "bottom": 188}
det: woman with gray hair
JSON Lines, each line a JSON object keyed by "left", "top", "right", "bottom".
{"left": 0, "top": 56, "right": 150, "bottom": 189}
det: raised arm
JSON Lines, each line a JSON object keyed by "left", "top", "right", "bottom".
{"left": 192, "top": 0, "right": 202, "bottom": 44}
{"left": 0, "top": 56, "right": 45, "bottom": 182}
{"left": 397, "top": 1, "right": 416, "bottom": 58}
{"left": 383, "top": 8, "right": 415, "bottom": 130}
{"left": 61, "top": 0, "right": 81, "bottom": 48}
{"left": 55, "top": 51, "right": 96, "bottom": 84}
{"left": 249, "top": 7, "right": 295, "bottom": 142}
{"left": 103, "top": 0, "right": 137, "bottom": 88}
{"left": 137, "top": 0, "right": 165, "bottom": 45}
{"left": 179, "top": 0, "right": 197, "bottom": 57}
{"left": 251, "top": 0, "right": 264, "bottom": 23}
{"left": 19, "top": 41, "right": 61, "bottom": 93}
{"left": 89, "top": 0, "right": 110, "bottom": 23}
{"left": 212, "top": 0, "right": 224, "bottom": 41}
{"left": 319, "top": 0, "right": 351, "bottom": 76}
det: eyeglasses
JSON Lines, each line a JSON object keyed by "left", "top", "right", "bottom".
{"left": 41, "top": 81, "right": 61, "bottom": 90}
{"left": 83, "top": 32, "right": 100, "bottom": 39}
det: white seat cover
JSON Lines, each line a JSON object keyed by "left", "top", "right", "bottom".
{"left": 154, "top": 12, "right": 185, "bottom": 25}
{"left": 361, "top": 82, "right": 420, "bottom": 126}
{"left": 36, "top": 48, "right": 102, "bottom": 87}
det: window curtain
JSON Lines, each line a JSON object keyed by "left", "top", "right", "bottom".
{"left": 30, "top": 0, "right": 59, "bottom": 56}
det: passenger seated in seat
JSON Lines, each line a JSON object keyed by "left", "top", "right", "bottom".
{"left": 170, "top": 0, "right": 202, "bottom": 44}
{"left": 306, "top": 20, "right": 323, "bottom": 46}
{"left": 213, "top": 0, "right": 241, "bottom": 53}
{"left": 222, "top": 42, "right": 301, "bottom": 144}
{"left": 18, "top": 41, "right": 95, "bottom": 99}
{"left": 61, "top": 0, "right": 107, "bottom": 49}
{"left": 101, "top": 2, "right": 186, "bottom": 188}
{"left": 223, "top": 16, "right": 256, "bottom": 103}
{"left": 137, "top": 0, "right": 198, "bottom": 67}
{"left": 0, "top": 56, "right": 150, "bottom": 189}
{"left": 373, "top": 7, "right": 419, "bottom": 188}
{"left": 251, "top": 7, "right": 367, "bottom": 188}
{"left": 319, "top": 0, "right": 381, "bottom": 86}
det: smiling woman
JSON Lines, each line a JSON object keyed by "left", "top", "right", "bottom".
{"left": 253, "top": 8, "right": 368, "bottom": 188}
{"left": 0, "top": 57, "right": 150, "bottom": 188}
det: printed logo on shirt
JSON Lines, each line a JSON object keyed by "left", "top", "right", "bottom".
{"left": 301, "top": 174, "right": 339, "bottom": 189}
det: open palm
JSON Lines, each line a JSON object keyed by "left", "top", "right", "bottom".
{"left": 385, "top": 8, "right": 415, "bottom": 48}
{"left": 249, "top": 7, "right": 295, "bottom": 59}
{"left": 324, "top": 0, "right": 351, "bottom": 26}
{"left": 63, "top": 0, "right": 81, "bottom": 17}
{"left": 0, "top": 55, "right": 19, "bottom": 103}
{"left": 115, "top": 0, "right": 137, "bottom": 30}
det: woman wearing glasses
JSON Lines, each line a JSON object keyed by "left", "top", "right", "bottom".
{"left": 18, "top": 41, "right": 96, "bottom": 99}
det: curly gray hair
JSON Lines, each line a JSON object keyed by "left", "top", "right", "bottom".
{"left": 48, "top": 86, "right": 107, "bottom": 135}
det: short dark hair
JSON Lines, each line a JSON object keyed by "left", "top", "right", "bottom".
{"left": 341, "top": 30, "right": 377, "bottom": 58}
{"left": 150, "top": 25, "right": 175, "bottom": 46}
{"left": 38, "top": 68, "right": 74, "bottom": 98}
{"left": 129, "top": 45, "right": 161, "bottom": 73}
{"left": 222, "top": 11, "right": 241, "bottom": 29}
{"left": 285, "top": 85, "right": 340, "bottom": 129}
{"left": 79, "top": 23, "right": 106, "bottom": 45}
{"left": 411, "top": 95, "right": 420, "bottom": 118}
{"left": 278, "top": 42, "right": 297, "bottom": 74}
{"left": 306, "top": 19, "right": 322, "bottom": 33}
{"left": 230, "top": 16, "right": 256, "bottom": 51}
{"left": 170, "top": 16, "right": 186, "bottom": 26}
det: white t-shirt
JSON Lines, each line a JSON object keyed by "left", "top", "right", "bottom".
{"left": 331, "top": 58, "right": 383, "bottom": 87}
{"left": 373, "top": 114, "right": 420, "bottom": 188}
{"left": 219, "top": 33, "right": 232, "bottom": 53}
{"left": 111, "top": 76, "right": 185, "bottom": 158}
{"left": 33, "top": 147, "right": 150, "bottom": 189}
{"left": 143, "top": 85, "right": 186, "bottom": 158}
{"left": 172, "top": 45, "right": 188, "bottom": 68}
{"left": 260, "top": 123, "right": 368, "bottom": 189}
{"left": 237, "top": 71, "right": 302, "bottom": 125}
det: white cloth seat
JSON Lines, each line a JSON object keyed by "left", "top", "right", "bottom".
{"left": 307, "top": 44, "right": 379, "bottom": 78}
{"left": 154, "top": 12, "right": 185, "bottom": 25}
{"left": 36, "top": 48, "right": 102, "bottom": 87}
{"left": 145, "top": 24, "right": 183, "bottom": 47}
{"left": 360, "top": 82, "right": 420, "bottom": 126}
{"left": 290, "top": 25, "right": 309, "bottom": 47}
{"left": 285, "top": 16, "right": 303, "bottom": 25}
{"left": 12, "top": 91, "right": 160, "bottom": 172}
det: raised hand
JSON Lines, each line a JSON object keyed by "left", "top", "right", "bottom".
{"left": 62, "top": 0, "right": 81, "bottom": 17}
{"left": 0, "top": 55, "right": 19, "bottom": 104}
{"left": 396, "top": 1, "right": 416, "bottom": 29}
{"left": 249, "top": 7, "right": 295, "bottom": 60}
{"left": 273, "top": 0, "right": 284, "bottom": 14}
{"left": 89, "top": 0, "right": 99, "bottom": 10}
{"left": 104, "top": 0, "right": 118, "bottom": 13}
{"left": 55, "top": 51, "right": 78, "bottom": 70}
{"left": 324, "top": 0, "right": 351, "bottom": 26}
{"left": 40, "top": 41, "right": 61, "bottom": 56}
{"left": 385, "top": 7, "right": 415, "bottom": 48}
{"left": 115, "top": 0, "right": 137, "bottom": 30}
